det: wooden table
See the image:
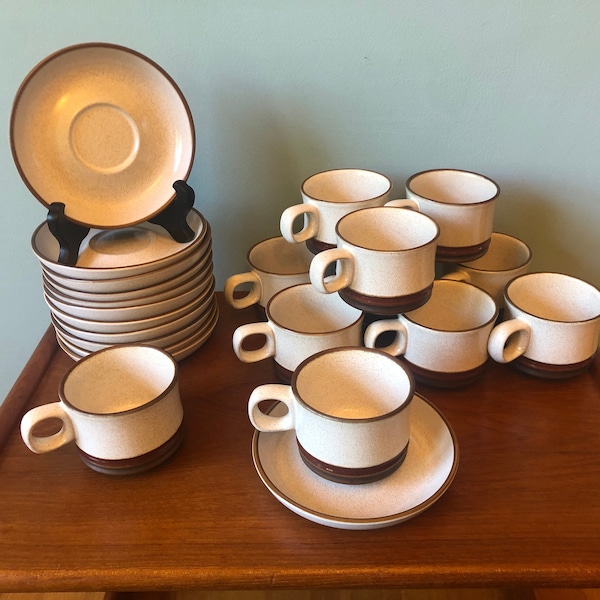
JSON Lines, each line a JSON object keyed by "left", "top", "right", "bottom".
{"left": 1, "top": 293, "right": 599, "bottom": 595}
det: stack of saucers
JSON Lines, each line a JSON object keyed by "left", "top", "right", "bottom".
{"left": 32, "top": 207, "right": 218, "bottom": 361}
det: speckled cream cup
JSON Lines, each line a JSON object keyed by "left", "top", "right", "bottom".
{"left": 364, "top": 280, "right": 498, "bottom": 388}
{"left": 309, "top": 206, "right": 439, "bottom": 315}
{"left": 248, "top": 347, "right": 414, "bottom": 485}
{"left": 487, "top": 272, "right": 600, "bottom": 378}
{"left": 20, "top": 345, "right": 183, "bottom": 475}
{"left": 280, "top": 168, "right": 392, "bottom": 254}
{"left": 442, "top": 232, "right": 532, "bottom": 309}
{"left": 224, "top": 236, "right": 313, "bottom": 313}
{"left": 389, "top": 168, "right": 499, "bottom": 262}
{"left": 233, "top": 283, "right": 364, "bottom": 382}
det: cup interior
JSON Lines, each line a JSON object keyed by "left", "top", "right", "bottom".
{"left": 337, "top": 206, "right": 438, "bottom": 251}
{"left": 268, "top": 284, "right": 362, "bottom": 333}
{"left": 507, "top": 273, "right": 600, "bottom": 322}
{"left": 407, "top": 169, "right": 499, "bottom": 205}
{"left": 302, "top": 169, "right": 391, "bottom": 203}
{"left": 406, "top": 280, "right": 497, "bottom": 330}
{"left": 61, "top": 345, "right": 177, "bottom": 414}
{"left": 248, "top": 236, "right": 312, "bottom": 274}
{"left": 294, "top": 348, "right": 412, "bottom": 420}
{"left": 460, "top": 233, "right": 531, "bottom": 271}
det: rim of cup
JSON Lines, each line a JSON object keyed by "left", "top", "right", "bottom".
{"left": 289, "top": 346, "right": 415, "bottom": 422}
{"left": 335, "top": 205, "right": 440, "bottom": 251}
{"left": 406, "top": 168, "right": 500, "bottom": 206}
{"left": 59, "top": 344, "right": 179, "bottom": 416}
{"left": 266, "top": 283, "right": 363, "bottom": 335}
{"left": 301, "top": 168, "right": 392, "bottom": 205}
{"left": 247, "top": 236, "right": 312, "bottom": 275}
{"left": 504, "top": 271, "right": 600, "bottom": 323}
{"left": 401, "top": 279, "right": 498, "bottom": 332}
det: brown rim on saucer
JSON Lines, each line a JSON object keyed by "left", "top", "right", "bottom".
{"left": 78, "top": 422, "right": 184, "bottom": 476}
{"left": 339, "top": 284, "right": 433, "bottom": 316}
{"left": 297, "top": 440, "right": 410, "bottom": 485}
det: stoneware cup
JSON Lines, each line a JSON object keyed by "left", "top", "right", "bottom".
{"left": 442, "top": 232, "right": 532, "bottom": 310}
{"left": 248, "top": 346, "right": 414, "bottom": 485}
{"left": 224, "top": 236, "right": 313, "bottom": 314}
{"left": 364, "top": 279, "right": 498, "bottom": 387}
{"left": 388, "top": 168, "right": 499, "bottom": 262}
{"left": 487, "top": 272, "right": 600, "bottom": 378}
{"left": 20, "top": 344, "right": 184, "bottom": 475}
{"left": 279, "top": 168, "right": 392, "bottom": 254}
{"left": 309, "top": 205, "right": 439, "bottom": 315}
{"left": 232, "top": 283, "right": 364, "bottom": 382}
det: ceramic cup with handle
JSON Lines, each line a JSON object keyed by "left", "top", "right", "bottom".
{"left": 442, "top": 232, "right": 532, "bottom": 310}
{"left": 364, "top": 279, "right": 498, "bottom": 387}
{"left": 20, "top": 344, "right": 184, "bottom": 475}
{"left": 248, "top": 346, "right": 414, "bottom": 485}
{"left": 279, "top": 168, "right": 392, "bottom": 254}
{"left": 487, "top": 272, "right": 600, "bottom": 378}
{"left": 224, "top": 236, "right": 313, "bottom": 314}
{"left": 309, "top": 205, "right": 439, "bottom": 315}
{"left": 387, "top": 168, "right": 499, "bottom": 262}
{"left": 232, "top": 283, "right": 364, "bottom": 382}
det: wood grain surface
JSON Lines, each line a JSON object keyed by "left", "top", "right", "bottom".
{"left": 0, "top": 294, "right": 599, "bottom": 594}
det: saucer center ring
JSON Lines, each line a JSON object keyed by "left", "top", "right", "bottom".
{"left": 69, "top": 103, "right": 140, "bottom": 175}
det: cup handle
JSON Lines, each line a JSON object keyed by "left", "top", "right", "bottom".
{"left": 20, "top": 402, "right": 75, "bottom": 454}
{"left": 364, "top": 319, "right": 409, "bottom": 356}
{"left": 248, "top": 384, "right": 296, "bottom": 432}
{"left": 224, "top": 272, "right": 262, "bottom": 309}
{"left": 232, "top": 322, "right": 276, "bottom": 363}
{"left": 487, "top": 318, "right": 532, "bottom": 363}
{"left": 309, "top": 248, "right": 355, "bottom": 294}
{"left": 280, "top": 204, "right": 320, "bottom": 244}
{"left": 442, "top": 270, "right": 471, "bottom": 283}
{"left": 385, "top": 198, "right": 421, "bottom": 211}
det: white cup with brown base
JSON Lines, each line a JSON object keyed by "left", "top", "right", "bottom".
{"left": 232, "top": 283, "right": 364, "bottom": 382}
{"left": 488, "top": 272, "right": 600, "bottom": 378}
{"left": 279, "top": 168, "right": 392, "bottom": 254}
{"left": 388, "top": 168, "right": 499, "bottom": 263}
{"left": 309, "top": 206, "right": 439, "bottom": 315}
{"left": 20, "top": 344, "right": 184, "bottom": 475}
{"left": 248, "top": 347, "right": 414, "bottom": 485}
{"left": 442, "top": 232, "right": 532, "bottom": 312}
{"left": 224, "top": 236, "right": 313, "bottom": 316}
{"left": 364, "top": 280, "right": 498, "bottom": 388}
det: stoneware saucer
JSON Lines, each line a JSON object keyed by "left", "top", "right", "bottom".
{"left": 11, "top": 43, "right": 195, "bottom": 228}
{"left": 252, "top": 393, "right": 458, "bottom": 530}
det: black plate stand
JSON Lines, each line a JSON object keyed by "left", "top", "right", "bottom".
{"left": 47, "top": 180, "right": 195, "bottom": 266}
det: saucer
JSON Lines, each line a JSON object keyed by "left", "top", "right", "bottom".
{"left": 252, "top": 393, "right": 458, "bottom": 530}
{"left": 10, "top": 43, "right": 194, "bottom": 228}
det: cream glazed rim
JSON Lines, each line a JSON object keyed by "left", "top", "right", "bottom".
{"left": 10, "top": 42, "right": 195, "bottom": 228}
{"left": 405, "top": 168, "right": 500, "bottom": 206}
{"left": 32, "top": 209, "right": 208, "bottom": 278}
{"left": 252, "top": 393, "right": 459, "bottom": 530}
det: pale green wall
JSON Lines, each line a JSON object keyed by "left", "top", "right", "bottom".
{"left": 2, "top": 1, "right": 600, "bottom": 401}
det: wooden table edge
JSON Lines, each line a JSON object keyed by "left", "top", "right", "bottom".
{"left": 0, "top": 324, "right": 57, "bottom": 452}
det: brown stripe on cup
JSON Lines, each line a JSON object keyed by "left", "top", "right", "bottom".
{"left": 78, "top": 423, "right": 184, "bottom": 476}
{"left": 340, "top": 284, "right": 433, "bottom": 316}
{"left": 512, "top": 355, "right": 596, "bottom": 380}
{"left": 297, "top": 440, "right": 410, "bottom": 485}
{"left": 436, "top": 238, "right": 492, "bottom": 263}
{"left": 401, "top": 358, "right": 489, "bottom": 388}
